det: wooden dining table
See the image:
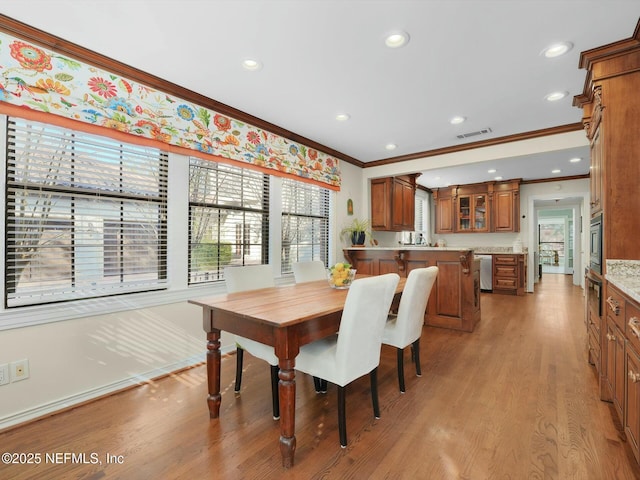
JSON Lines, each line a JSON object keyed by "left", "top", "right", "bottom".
{"left": 189, "top": 275, "right": 405, "bottom": 467}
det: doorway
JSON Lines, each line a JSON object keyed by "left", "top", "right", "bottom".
{"left": 538, "top": 212, "right": 574, "bottom": 275}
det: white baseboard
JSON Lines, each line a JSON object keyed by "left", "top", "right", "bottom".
{"left": 0, "top": 352, "right": 221, "bottom": 431}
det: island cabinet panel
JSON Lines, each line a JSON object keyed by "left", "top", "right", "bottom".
{"left": 343, "top": 248, "right": 480, "bottom": 332}
{"left": 431, "top": 261, "right": 461, "bottom": 320}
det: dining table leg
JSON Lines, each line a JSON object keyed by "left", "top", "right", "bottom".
{"left": 205, "top": 328, "right": 221, "bottom": 418}
{"left": 278, "top": 357, "right": 297, "bottom": 467}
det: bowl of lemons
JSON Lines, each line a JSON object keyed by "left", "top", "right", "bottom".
{"left": 327, "top": 262, "right": 357, "bottom": 289}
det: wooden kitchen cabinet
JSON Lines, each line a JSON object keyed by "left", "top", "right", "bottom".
{"left": 626, "top": 298, "right": 640, "bottom": 464}
{"left": 343, "top": 247, "right": 480, "bottom": 332}
{"left": 371, "top": 175, "right": 416, "bottom": 232}
{"left": 492, "top": 254, "right": 526, "bottom": 296}
{"left": 433, "top": 187, "right": 454, "bottom": 234}
{"left": 433, "top": 180, "right": 519, "bottom": 234}
{"left": 456, "top": 188, "right": 489, "bottom": 233}
{"left": 574, "top": 32, "right": 640, "bottom": 268}
{"left": 492, "top": 180, "right": 520, "bottom": 232}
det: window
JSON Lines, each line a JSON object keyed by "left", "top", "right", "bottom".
{"left": 5, "top": 118, "right": 168, "bottom": 307}
{"left": 281, "top": 178, "right": 329, "bottom": 274}
{"left": 188, "top": 158, "right": 269, "bottom": 284}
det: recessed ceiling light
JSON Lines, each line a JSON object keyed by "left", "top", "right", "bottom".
{"left": 335, "top": 113, "right": 350, "bottom": 122}
{"left": 488, "top": 169, "right": 497, "bottom": 173}
{"left": 552, "top": 169, "right": 562, "bottom": 174}
{"left": 450, "top": 116, "right": 466, "bottom": 125}
{"left": 242, "top": 58, "right": 262, "bottom": 71}
{"left": 494, "top": 176, "right": 503, "bottom": 181}
{"left": 542, "top": 41, "right": 574, "bottom": 58}
{"left": 569, "top": 157, "right": 582, "bottom": 163}
{"left": 385, "top": 143, "right": 397, "bottom": 151}
{"left": 545, "top": 91, "right": 568, "bottom": 102}
{"left": 434, "top": 176, "right": 441, "bottom": 181}
{"left": 385, "top": 31, "right": 410, "bottom": 48}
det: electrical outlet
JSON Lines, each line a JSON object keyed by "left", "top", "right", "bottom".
{"left": 0, "top": 363, "right": 9, "bottom": 386}
{"left": 10, "top": 359, "right": 29, "bottom": 382}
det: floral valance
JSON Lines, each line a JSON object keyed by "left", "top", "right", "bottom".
{"left": 0, "top": 31, "right": 341, "bottom": 189}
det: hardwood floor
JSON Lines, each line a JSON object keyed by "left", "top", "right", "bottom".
{"left": 2, "top": 274, "right": 639, "bottom": 479}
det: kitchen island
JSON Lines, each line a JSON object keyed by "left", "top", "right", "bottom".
{"left": 343, "top": 247, "right": 480, "bottom": 332}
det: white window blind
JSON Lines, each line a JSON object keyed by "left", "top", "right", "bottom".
{"left": 188, "top": 158, "right": 269, "bottom": 285}
{"left": 5, "top": 118, "right": 168, "bottom": 307}
{"left": 281, "top": 178, "right": 329, "bottom": 274}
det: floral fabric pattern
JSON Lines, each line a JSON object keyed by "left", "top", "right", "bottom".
{"left": 0, "top": 32, "right": 341, "bottom": 189}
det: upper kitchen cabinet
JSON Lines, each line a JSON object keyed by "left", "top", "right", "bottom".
{"left": 492, "top": 180, "right": 520, "bottom": 233}
{"left": 371, "top": 175, "right": 417, "bottom": 231}
{"left": 434, "top": 180, "right": 520, "bottom": 234}
{"left": 433, "top": 187, "right": 454, "bottom": 234}
{"left": 456, "top": 183, "right": 490, "bottom": 233}
{"left": 573, "top": 27, "right": 640, "bottom": 268}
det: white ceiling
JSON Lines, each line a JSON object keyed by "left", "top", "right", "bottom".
{"left": 1, "top": 1, "right": 639, "bottom": 189}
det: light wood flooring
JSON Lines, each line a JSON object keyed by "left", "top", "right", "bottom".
{"left": 1, "top": 274, "right": 639, "bottom": 479}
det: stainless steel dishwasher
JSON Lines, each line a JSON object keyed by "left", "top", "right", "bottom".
{"left": 475, "top": 254, "right": 493, "bottom": 291}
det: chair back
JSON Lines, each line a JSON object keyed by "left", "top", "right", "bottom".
{"left": 224, "top": 265, "right": 275, "bottom": 293}
{"left": 292, "top": 261, "right": 327, "bottom": 283}
{"left": 393, "top": 266, "right": 439, "bottom": 346}
{"left": 333, "top": 273, "right": 400, "bottom": 385}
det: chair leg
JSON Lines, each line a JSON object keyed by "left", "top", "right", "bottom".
{"left": 370, "top": 367, "right": 380, "bottom": 419}
{"left": 234, "top": 347, "right": 244, "bottom": 392}
{"left": 413, "top": 338, "right": 422, "bottom": 377}
{"left": 313, "top": 376, "right": 327, "bottom": 393}
{"left": 396, "top": 347, "right": 406, "bottom": 393}
{"left": 270, "top": 365, "right": 280, "bottom": 420}
{"left": 338, "top": 385, "right": 347, "bottom": 448}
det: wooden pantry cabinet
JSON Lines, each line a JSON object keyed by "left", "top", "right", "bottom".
{"left": 371, "top": 175, "right": 417, "bottom": 232}
{"left": 433, "top": 180, "right": 520, "bottom": 234}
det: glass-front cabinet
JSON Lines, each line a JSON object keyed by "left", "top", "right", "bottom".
{"left": 457, "top": 193, "right": 489, "bottom": 232}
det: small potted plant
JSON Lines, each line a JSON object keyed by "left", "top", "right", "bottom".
{"left": 339, "top": 217, "right": 371, "bottom": 247}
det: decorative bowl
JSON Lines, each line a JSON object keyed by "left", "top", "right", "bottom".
{"left": 327, "top": 265, "right": 356, "bottom": 289}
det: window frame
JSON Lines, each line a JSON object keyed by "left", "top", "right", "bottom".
{"left": 4, "top": 117, "right": 169, "bottom": 308}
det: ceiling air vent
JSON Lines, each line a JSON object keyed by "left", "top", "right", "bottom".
{"left": 456, "top": 127, "right": 492, "bottom": 139}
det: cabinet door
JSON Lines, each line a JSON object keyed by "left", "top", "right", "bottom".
{"left": 457, "top": 195, "right": 472, "bottom": 232}
{"left": 605, "top": 318, "right": 625, "bottom": 422}
{"left": 626, "top": 343, "right": 640, "bottom": 463}
{"left": 494, "top": 190, "right": 515, "bottom": 232}
{"left": 435, "top": 194, "right": 454, "bottom": 234}
{"left": 371, "top": 178, "right": 391, "bottom": 230}
{"left": 391, "top": 177, "right": 415, "bottom": 230}
{"left": 473, "top": 194, "right": 489, "bottom": 232}
{"left": 401, "top": 179, "right": 415, "bottom": 229}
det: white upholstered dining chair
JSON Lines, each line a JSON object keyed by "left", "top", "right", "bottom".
{"left": 382, "top": 266, "right": 438, "bottom": 393}
{"left": 293, "top": 273, "right": 400, "bottom": 448}
{"left": 223, "top": 264, "right": 280, "bottom": 419}
{"left": 292, "top": 260, "right": 327, "bottom": 283}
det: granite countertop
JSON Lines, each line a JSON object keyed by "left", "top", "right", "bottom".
{"left": 606, "top": 260, "right": 640, "bottom": 304}
{"left": 344, "top": 246, "right": 472, "bottom": 252}
{"left": 344, "top": 246, "right": 527, "bottom": 254}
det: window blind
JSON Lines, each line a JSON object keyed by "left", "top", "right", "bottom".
{"left": 281, "top": 178, "right": 330, "bottom": 274}
{"left": 188, "top": 158, "right": 269, "bottom": 285}
{"left": 5, "top": 118, "right": 168, "bottom": 307}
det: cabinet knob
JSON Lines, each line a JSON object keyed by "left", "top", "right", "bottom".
{"left": 629, "top": 370, "right": 640, "bottom": 383}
